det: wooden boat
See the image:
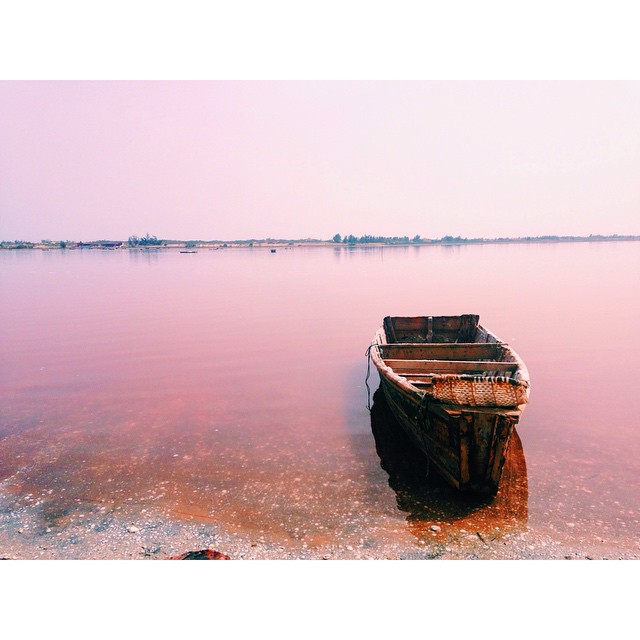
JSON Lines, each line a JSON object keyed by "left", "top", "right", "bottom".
{"left": 369, "top": 315, "right": 530, "bottom": 495}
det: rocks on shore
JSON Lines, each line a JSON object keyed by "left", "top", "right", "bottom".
{"left": 168, "top": 549, "right": 231, "bottom": 560}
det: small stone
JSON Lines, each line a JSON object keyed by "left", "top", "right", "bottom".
{"left": 346, "top": 545, "right": 354, "bottom": 551}
{"left": 430, "top": 525, "right": 441, "bottom": 532}
{"left": 168, "top": 549, "right": 230, "bottom": 560}
{"left": 127, "top": 526, "right": 140, "bottom": 533}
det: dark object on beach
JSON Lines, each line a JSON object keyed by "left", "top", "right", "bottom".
{"left": 270, "top": 249, "right": 276, "bottom": 253}
{"left": 180, "top": 250, "right": 198, "bottom": 254}
{"left": 369, "top": 315, "right": 530, "bottom": 496}
{"left": 168, "top": 549, "right": 231, "bottom": 560}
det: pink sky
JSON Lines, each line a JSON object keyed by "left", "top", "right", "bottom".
{"left": 1, "top": 81, "right": 639, "bottom": 242}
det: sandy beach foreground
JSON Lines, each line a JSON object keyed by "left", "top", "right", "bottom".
{"left": 1, "top": 495, "right": 637, "bottom": 561}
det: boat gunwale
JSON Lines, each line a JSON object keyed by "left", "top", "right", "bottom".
{"left": 370, "top": 323, "right": 530, "bottom": 406}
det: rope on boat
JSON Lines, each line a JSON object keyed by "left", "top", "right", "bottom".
{"left": 365, "top": 343, "right": 374, "bottom": 411}
{"left": 416, "top": 393, "right": 429, "bottom": 424}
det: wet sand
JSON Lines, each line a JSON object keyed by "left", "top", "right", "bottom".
{"left": 1, "top": 497, "right": 637, "bottom": 560}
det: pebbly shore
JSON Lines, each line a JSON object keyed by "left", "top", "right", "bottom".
{"left": 1, "top": 498, "right": 637, "bottom": 561}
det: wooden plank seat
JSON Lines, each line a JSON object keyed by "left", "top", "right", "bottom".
{"left": 379, "top": 343, "right": 504, "bottom": 360}
{"left": 383, "top": 359, "right": 518, "bottom": 375}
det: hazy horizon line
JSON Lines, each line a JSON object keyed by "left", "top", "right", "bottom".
{"left": 3, "top": 233, "right": 640, "bottom": 245}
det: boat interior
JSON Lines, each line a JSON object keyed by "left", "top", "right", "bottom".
{"left": 378, "top": 316, "right": 522, "bottom": 388}
{"left": 383, "top": 314, "right": 496, "bottom": 344}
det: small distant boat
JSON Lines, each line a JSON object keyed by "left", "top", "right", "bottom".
{"left": 369, "top": 314, "right": 530, "bottom": 495}
{"left": 180, "top": 250, "right": 198, "bottom": 253}
{"left": 270, "top": 249, "right": 277, "bottom": 253}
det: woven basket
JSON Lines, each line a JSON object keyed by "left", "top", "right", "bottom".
{"left": 431, "top": 374, "right": 529, "bottom": 407}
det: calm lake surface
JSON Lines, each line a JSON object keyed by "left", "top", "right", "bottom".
{"left": 1, "top": 242, "right": 639, "bottom": 557}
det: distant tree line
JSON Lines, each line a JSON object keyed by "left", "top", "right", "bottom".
{"left": 2, "top": 233, "right": 640, "bottom": 251}
{"left": 330, "top": 233, "right": 640, "bottom": 245}
{"left": 127, "top": 234, "right": 163, "bottom": 247}
{"left": 0, "top": 240, "right": 36, "bottom": 249}
{"left": 332, "top": 233, "right": 422, "bottom": 244}
{"left": 331, "top": 233, "right": 495, "bottom": 245}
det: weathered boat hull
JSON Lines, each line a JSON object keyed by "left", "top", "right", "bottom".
{"left": 370, "top": 315, "right": 529, "bottom": 496}
{"left": 378, "top": 373, "right": 521, "bottom": 495}
{"left": 369, "top": 387, "right": 529, "bottom": 529}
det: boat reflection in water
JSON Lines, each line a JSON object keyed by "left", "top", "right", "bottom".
{"left": 369, "top": 388, "right": 528, "bottom": 541}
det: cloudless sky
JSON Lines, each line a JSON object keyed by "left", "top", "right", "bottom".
{"left": 1, "top": 80, "right": 640, "bottom": 242}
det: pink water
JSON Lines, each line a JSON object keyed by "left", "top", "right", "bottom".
{"left": 1, "top": 242, "right": 639, "bottom": 553}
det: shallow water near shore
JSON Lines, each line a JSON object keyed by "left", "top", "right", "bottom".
{"left": 1, "top": 242, "right": 639, "bottom": 559}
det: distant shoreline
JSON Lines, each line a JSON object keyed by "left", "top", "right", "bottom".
{"left": 2, "top": 234, "right": 640, "bottom": 251}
